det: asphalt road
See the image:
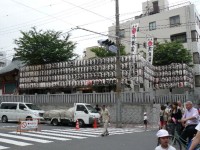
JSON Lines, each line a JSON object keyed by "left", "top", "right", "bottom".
{"left": 0, "top": 122, "right": 158, "bottom": 150}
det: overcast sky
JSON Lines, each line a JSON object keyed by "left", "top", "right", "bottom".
{"left": 0, "top": 0, "right": 199, "bottom": 61}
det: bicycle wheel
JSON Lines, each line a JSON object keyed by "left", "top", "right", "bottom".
{"left": 169, "top": 136, "right": 182, "bottom": 150}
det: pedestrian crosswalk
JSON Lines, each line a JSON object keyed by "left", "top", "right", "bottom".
{"left": 0, "top": 127, "right": 146, "bottom": 149}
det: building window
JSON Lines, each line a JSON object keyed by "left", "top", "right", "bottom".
{"left": 170, "top": 15, "right": 180, "bottom": 27}
{"left": 195, "top": 13, "right": 200, "bottom": 29}
{"left": 119, "top": 29, "right": 125, "bottom": 38}
{"left": 191, "top": 30, "right": 198, "bottom": 42}
{"left": 149, "top": 21, "right": 156, "bottom": 31}
{"left": 170, "top": 32, "right": 187, "bottom": 43}
{"left": 154, "top": 38, "right": 158, "bottom": 45}
{"left": 193, "top": 52, "right": 200, "bottom": 64}
{"left": 195, "top": 75, "right": 200, "bottom": 87}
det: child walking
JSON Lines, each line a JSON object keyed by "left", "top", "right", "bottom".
{"left": 144, "top": 112, "right": 148, "bottom": 131}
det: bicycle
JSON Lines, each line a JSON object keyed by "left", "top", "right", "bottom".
{"left": 163, "top": 123, "right": 200, "bottom": 150}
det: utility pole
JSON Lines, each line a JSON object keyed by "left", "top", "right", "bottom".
{"left": 75, "top": 0, "right": 122, "bottom": 127}
{"left": 115, "top": 0, "right": 122, "bottom": 128}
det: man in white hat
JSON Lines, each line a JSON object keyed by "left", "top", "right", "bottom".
{"left": 155, "top": 129, "right": 176, "bottom": 150}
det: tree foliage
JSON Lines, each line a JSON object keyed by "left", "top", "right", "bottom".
{"left": 90, "top": 45, "right": 126, "bottom": 57}
{"left": 14, "top": 27, "right": 77, "bottom": 65}
{"left": 153, "top": 41, "right": 192, "bottom": 66}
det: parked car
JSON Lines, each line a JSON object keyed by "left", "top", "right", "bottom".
{"left": 0, "top": 102, "right": 45, "bottom": 123}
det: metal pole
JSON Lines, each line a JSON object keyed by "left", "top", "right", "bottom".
{"left": 115, "top": 0, "right": 122, "bottom": 128}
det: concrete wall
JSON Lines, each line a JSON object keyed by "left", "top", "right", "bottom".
{"left": 39, "top": 103, "right": 160, "bottom": 125}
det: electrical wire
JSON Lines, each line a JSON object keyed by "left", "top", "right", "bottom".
{"left": 0, "top": 0, "right": 195, "bottom": 34}
{"left": 0, "top": 0, "right": 199, "bottom": 59}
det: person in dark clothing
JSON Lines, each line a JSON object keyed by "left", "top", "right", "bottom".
{"left": 95, "top": 104, "right": 101, "bottom": 113}
{"left": 168, "top": 102, "right": 183, "bottom": 136}
{"left": 170, "top": 102, "right": 182, "bottom": 123}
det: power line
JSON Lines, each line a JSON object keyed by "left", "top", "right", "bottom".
{"left": 9, "top": 0, "right": 76, "bottom": 26}
{"left": 0, "top": 0, "right": 112, "bottom": 34}
{"left": 70, "top": 21, "right": 197, "bottom": 40}
{"left": 0, "top": 0, "right": 197, "bottom": 35}
{"left": 62, "top": 0, "right": 114, "bottom": 22}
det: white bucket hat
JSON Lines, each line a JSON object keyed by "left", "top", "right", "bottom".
{"left": 156, "top": 129, "right": 171, "bottom": 138}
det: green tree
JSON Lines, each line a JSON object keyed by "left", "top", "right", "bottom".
{"left": 14, "top": 27, "right": 77, "bottom": 65}
{"left": 90, "top": 44, "right": 126, "bottom": 57}
{"left": 153, "top": 41, "right": 192, "bottom": 66}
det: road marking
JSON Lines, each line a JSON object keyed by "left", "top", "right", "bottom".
{"left": 41, "top": 130, "right": 98, "bottom": 137}
{"left": 2, "top": 126, "right": 17, "bottom": 128}
{"left": 10, "top": 132, "right": 68, "bottom": 141}
{"left": 29, "top": 131, "right": 84, "bottom": 139}
{"left": 53, "top": 129, "right": 134, "bottom": 135}
{"left": 0, "top": 133, "right": 53, "bottom": 143}
{"left": 0, "top": 146, "right": 9, "bottom": 150}
{"left": 53, "top": 129, "right": 101, "bottom": 135}
{"left": 0, "top": 138, "right": 32, "bottom": 146}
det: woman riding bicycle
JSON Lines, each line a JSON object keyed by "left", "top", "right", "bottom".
{"left": 168, "top": 102, "right": 183, "bottom": 135}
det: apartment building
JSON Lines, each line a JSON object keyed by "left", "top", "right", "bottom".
{"left": 108, "top": 0, "right": 200, "bottom": 95}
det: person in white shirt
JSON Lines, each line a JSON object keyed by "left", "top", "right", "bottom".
{"left": 144, "top": 112, "right": 148, "bottom": 131}
{"left": 180, "top": 101, "right": 199, "bottom": 144}
{"left": 100, "top": 105, "right": 110, "bottom": 136}
{"left": 155, "top": 129, "right": 176, "bottom": 150}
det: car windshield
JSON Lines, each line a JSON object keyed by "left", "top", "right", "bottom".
{"left": 26, "top": 104, "right": 41, "bottom": 110}
{"left": 86, "top": 105, "right": 97, "bottom": 113}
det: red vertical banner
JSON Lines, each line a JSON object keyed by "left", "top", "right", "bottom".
{"left": 131, "top": 23, "right": 139, "bottom": 55}
{"left": 146, "top": 38, "right": 154, "bottom": 64}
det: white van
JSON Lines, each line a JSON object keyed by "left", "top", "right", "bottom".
{"left": 0, "top": 102, "right": 45, "bottom": 123}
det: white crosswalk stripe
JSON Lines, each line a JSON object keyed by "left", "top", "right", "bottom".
{"left": 0, "top": 127, "right": 147, "bottom": 149}
{"left": 0, "top": 138, "right": 32, "bottom": 146}
{"left": 9, "top": 132, "right": 69, "bottom": 141}
{"left": 0, "top": 133, "right": 52, "bottom": 143}
{"left": 0, "top": 146, "right": 9, "bottom": 150}
{"left": 52, "top": 128, "right": 133, "bottom": 135}
{"left": 41, "top": 130, "right": 98, "bottom": 137}
{"left": 29, "top": 131, "right": 86, "bottom": 139}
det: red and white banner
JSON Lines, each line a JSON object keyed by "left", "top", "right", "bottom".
{"left": 146, "top": 38, "right": 154, "bottom": 64}
{"left": 131, "top": 23, "right": 139, "bottom": 55}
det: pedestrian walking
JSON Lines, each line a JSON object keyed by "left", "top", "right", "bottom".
{"left": 144, "top": 112, "right": 148, "bottom": 131}
{"left": 100, "top": 105, "right": 110, "bottom": 137}
{"left": 159, "top": 105, "right": 166, "bottom": 129}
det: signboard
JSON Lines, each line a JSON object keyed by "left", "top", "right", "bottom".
{"left": 20, "top": 120, "right": 38, "bottom": 130}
